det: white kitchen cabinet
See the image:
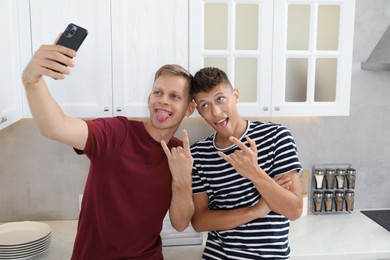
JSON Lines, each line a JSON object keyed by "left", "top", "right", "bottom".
{"left": 189, "top": 0, "right": 355, "bottom": 116}
{"left": 24, "top": 0, "right": 188, "bottom": 118}
{"left": 24, "top": 0, "right": 112, "bottom": 118}
{"left": 111, "top": 0, "right": 188, "bottom": 117}
{"left": 272, "top": 0, "right": 355, "bottom": 116}
{"left": 0, "top": 0, "right": 23, "bottom": 130}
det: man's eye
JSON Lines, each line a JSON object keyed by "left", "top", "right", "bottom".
{"left": 154, "top": 91, "right": 162, "bottom": 96}
{"left": 217, "top": 96, "right": 225, "bottom": 103}
{"left": 201, "top": 103, "right": 209, "bottom": 110}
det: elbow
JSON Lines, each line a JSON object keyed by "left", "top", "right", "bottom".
{"left": 190, "top": 218, "right": 205, "bottom": 233}
{"left": 287, "top": 202, "right": 303, "bottom": 221}
{"left": 39, "top": 128, "right": 59, "bottom": 141}
{"left": 288, "top": 208, "right": 302, "bottom": 221}
{"left": 172, "top": 221, "right": 190, "bottom": 232}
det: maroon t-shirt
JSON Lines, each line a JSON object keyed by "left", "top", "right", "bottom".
{"left": 71, "top": 117, "right": 181, "bottom": 259}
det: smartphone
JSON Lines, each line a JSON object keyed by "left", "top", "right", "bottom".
{"left": 56, "top": 23, "right": 88, "bottom": 51}
{"left": 53, "top": 23, "right": 88, "bottom": 75}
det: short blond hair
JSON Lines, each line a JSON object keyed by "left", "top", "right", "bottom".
{"left": 154, "top": 64, "right": 193, "bottom": 99}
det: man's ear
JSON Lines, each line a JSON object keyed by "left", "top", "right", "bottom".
{"left": 233, "top": 88, "right": 240, "bottom": 103}
{"left": 186, "top": 100, "right": 196, "bottom": 117}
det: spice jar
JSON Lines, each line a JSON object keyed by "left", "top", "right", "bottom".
{"left": 346, "top": 168, "right": 356, "bottom": 189}
{"left": 314, "top": 168, "right": 325, "bottom": 189}
{"left": 313, "top": 191, "right": 324, "bottom": 212}
{"left": 334, "top": 190, "right": 344, "bottom": 211}
{"left": 335, "top": 168, "right": 346, "bottom": 189}
{"left": 345, "top": 190, "right": 355, "bottom": 211}
{"left": 324, "top": 191, "right": 334, "bottom": 212}
{"left": 325, "top": 168, "right": 336, "bottom": 189}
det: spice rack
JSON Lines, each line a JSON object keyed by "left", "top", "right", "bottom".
{"left": 310, "top": 164, "right": 356, "bottom": 215}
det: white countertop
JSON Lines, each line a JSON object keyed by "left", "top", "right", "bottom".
{"left": 289, "top": 210, "right": 390, "bottom": 260}
{"left": 8, "top": 210, "right": 390, "bottom": 260}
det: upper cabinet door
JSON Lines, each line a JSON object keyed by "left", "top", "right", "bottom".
{"left": 0, "top": 0, "right": 23, "bottom": 130}
{"left": 189, "top": 0, "right": 274, "bottom": 117}
{"left": 190, "top": 0, "right": 356, "bottom": 117}
{"left": 111, "top": 0, "right": 189, "bottom": 117}
{"left": 272, "top": 0, "right": 355, "bottom": 116}
{"left": 26, "top": 0, "right": 112, "bottom": 118}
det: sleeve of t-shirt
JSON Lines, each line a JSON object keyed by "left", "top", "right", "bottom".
{"left": 272, "top": 125, "right": 302, "bottom": 176}
{"left": 191, "top": 164, "right": 207, "bottom": 195}
{"left": 74, "top": 117, "right": 127, "bottom": 160}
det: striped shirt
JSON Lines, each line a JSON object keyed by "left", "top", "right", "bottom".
{"left": 191, "top": 121, "right": 302, "bottom": 259}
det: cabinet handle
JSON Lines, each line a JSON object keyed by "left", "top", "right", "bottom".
{"left": 263, "top": 106, "right": 269, "bottom": 111}
{"left": 116, "top": 107, "right": 122, "bottom": 112}
{"left": 274, "top": 106, "right": 280, "bottom": 111}
{"left": 0, "top": 116, "right": 7, "bottom": 124}
{"left": 103, "top": 107, "right": 109, "bottom": 112}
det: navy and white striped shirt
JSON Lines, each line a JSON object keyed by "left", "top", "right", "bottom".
{"left": 191, "top": 121, "right": 302, "bottom": 259}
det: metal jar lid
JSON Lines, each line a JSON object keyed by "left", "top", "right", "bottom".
{"left": 325, "top": 169, "right": 336, "bottom": 175}
{"left": 345, "top": 190, "right": 355, "bottom": 196}
{"left": 315, "top": 168, "right": 325, "bottom": 175}
{"left": 336, "top": 168, "right": 346, "bottom": 175}
{"left": 324, "top": 191, "right": 334, "bottom": 197}
{"left": 346, "top": 168, "right": 356, "bottom": 175}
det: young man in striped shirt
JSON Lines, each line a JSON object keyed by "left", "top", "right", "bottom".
{"left": 190, "top": 67, "right": 303, "bottom": 259}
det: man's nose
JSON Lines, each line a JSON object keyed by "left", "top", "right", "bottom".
{"left": 211, "top": 104, "right": 221, "bottom": 116}
{"left": 161, "top": 95, "right": 169, "bottom": 104}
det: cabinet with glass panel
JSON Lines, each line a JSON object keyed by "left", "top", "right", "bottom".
{"left": 189, "top": 0, "right": 355, "bottom": 116}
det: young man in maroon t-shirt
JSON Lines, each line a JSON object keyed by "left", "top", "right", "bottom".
{"left": 22, "top": 39, "right": 195, "bottom": 258}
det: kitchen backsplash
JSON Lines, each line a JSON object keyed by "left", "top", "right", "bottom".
{"left": 1, "top": 0, "right": 390, "bottom": 222}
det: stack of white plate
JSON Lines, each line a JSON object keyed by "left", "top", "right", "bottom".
{"left": 0, "top": 221, "right": 51, "bottom": 259}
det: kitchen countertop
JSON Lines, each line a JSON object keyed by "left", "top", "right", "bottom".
{"left": 7, "top": 209, "right": 390, "bottom": 260}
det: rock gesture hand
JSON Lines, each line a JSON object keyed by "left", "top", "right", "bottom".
{"left": 161, "top": 129, "right": 193, "bottom": 183}
{"left": 218, "top": 136, "right": 262, "bottom": 181}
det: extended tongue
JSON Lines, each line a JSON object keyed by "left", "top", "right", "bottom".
{"left": 156, "top": 110, "right": 171, "bottom": 122}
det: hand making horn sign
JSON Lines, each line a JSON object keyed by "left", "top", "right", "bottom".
{"left": 217, "top": 135, "right": 264, "bottom": 181}
{"left": 161, "top": 129, "right": 193, "bottom": 184}
{"left": 217, "top": 136, "right": 293, "bottom": 189}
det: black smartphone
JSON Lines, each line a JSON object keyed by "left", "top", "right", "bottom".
{"left": 56, "top": 23, "right": 88, "bottom": 51}
{"left": 53, "top": 23, "right": 88, "bottom": 76}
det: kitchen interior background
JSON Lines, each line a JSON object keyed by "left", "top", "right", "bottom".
{"left": 1, "top": 0, "right": 389, "bottom": 222}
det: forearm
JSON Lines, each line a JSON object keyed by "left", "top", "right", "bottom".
{"left": 252, "top": 170, "right": 302, "bottom": 220}
{"left": 169, "top": 181, "right": 194, "bottom": 232}
{"left": 191, "top": 198, "right": 270, "bottom": 232}
{"left": 24, "top": 78, "right": 68, "bottom": 140}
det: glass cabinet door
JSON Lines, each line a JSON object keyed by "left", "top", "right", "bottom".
{"left": 190, "top": 0, "right": 355, "bottom": 116}
{"left": 190, "top": 0, "right": 274, "bottom": 116}
{"left": 272, "top": 0, "right": 355, "bottom": 116}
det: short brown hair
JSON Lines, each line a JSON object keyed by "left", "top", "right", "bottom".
{"left": 190, "top": 67, "right": 232, "bottom": 98}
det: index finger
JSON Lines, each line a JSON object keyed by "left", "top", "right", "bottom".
{"left": 53, "top": 33, "right": 77, "bottom": 58}
{"left": 160, "top": 140, "right": 172, "bottom": 159}
{"left": 229, "top": 136, "right": 250, "bottom": 152}
{"left": 181, "top": 129, "right": 191, "bottom": 154}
